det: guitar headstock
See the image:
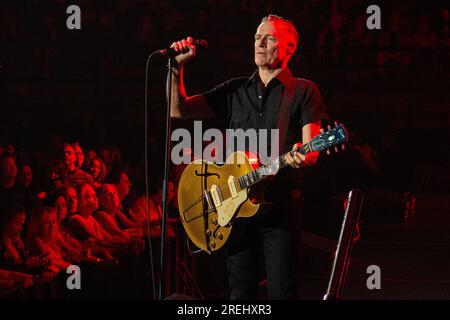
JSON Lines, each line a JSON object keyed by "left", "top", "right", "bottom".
{"left": 310, "top": 122, "right": 348, "bottom": 154}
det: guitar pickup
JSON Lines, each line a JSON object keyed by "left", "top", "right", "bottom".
{"left": 228, "top": 176, "right": 238, "bottom": 198}
{"left": 210, "top": 185, "right": 223, "bottom": 207}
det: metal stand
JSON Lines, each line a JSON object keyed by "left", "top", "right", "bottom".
{"left": 323, "top": 189, "right": 364, "bottom": 300}
{"left": 158, "top": 57, "right": 175, "bottom": 300}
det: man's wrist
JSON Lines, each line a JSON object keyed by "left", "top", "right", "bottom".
{"left": 170, "top": 62, "right": 182, "bottom": 76}
{"left": 170, "top": 67, "right": 180, "bottom": 76}
{"left": 171, "top": 58, "right": 180, "bottom": 68}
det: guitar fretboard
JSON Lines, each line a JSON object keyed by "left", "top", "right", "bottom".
{"left": 237, "top": 142, "right": 312, "bottom": 190}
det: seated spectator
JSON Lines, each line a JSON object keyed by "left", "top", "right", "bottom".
{"left": 98, "top": 145, "right": 115, "bottom": 172}
{"left": 72, "top": 142, "right": 85, "bottom": 169}
{"left": 99, "top": 144, "right": 125, "bottom": 174}
{"left": 0, "top": 154, "right": 18, "bottom": 204}
{"left": 48, "top": 191, "right": 70, "bottom": 231}
{"left": 61, "top": 143, "right": 93, "bottom": 188}
{"left": 25, "top": 207, "right": 71, "bottom": 273}
{"left": 15, "top": 163, "right": 39, "bottom": 212}
{"left": 95, "top": 184, "right": 143, "bottom": 239}
{"left": 40, "top": 160, "right": 65, "bottom": 193}
{"left": 46, "top": 190, "right": 84, "bottom": 261}
{"left": 87, "top": 157, "right": 107, "bottom": 190}
{"left": 16, "top": 163, "right": 32, "bottom": 190}
{"left": 129, "top": 181, "right": 177, "bottom": 238}
{"left": 69, "top": 184, "right": 133, "bottom": 255}
{"left": 105, "top": 167, "right": 133, "bottom": 210}
{"left": 0, "top": 202, "right": 54, "bottom": 282}
{"left": 57, "top": 186, "right": 116, "bottom": 262}
{"left": 116, "top": 170, "right": 132, "bottom": 203}
{"left": 82, "top": 149, "right": 98, "bottom": 171}
{"left": 64, "top": 185, "right": 78, "bottom": 220}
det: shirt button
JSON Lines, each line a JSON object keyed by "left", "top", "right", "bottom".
{"left": 259, "top": 112, "right": 263, "bottom": 117}
{"left": 258, "top": 95, "right": 262, "bottom": 99}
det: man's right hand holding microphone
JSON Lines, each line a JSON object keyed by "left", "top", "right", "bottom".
{"left": 169, "top": 36, "right": 197, "bottom": 65}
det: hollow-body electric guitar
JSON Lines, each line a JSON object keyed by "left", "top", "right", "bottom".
{"left": 178, "top": 123, "right": 347, "bottom": 252}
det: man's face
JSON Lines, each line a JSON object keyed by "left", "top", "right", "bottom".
{"left": 254, "top": 21, "right": 292, "bottom": 69}
{"left": 0, "top": 157, "right": 18, "bottom": 181}
{"left": 63, "top": 145, "right": 77, "bottom": 168}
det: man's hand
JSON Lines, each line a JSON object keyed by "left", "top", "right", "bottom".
{"left": 170, "top": 36, "right": 196, "bottom": 65}
{"left": 286, "top": 143, "right": 306, "bottom": 169}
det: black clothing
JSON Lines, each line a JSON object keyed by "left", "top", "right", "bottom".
{"left": 202, "top": 68, "right": 328, "bottom": 299}
{"left": 204, "top": 68, "right": 329, "bottom": 201}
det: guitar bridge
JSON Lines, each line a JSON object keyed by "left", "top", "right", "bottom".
{"left": 204, "top": 190, "right": 215, "bottom": 210}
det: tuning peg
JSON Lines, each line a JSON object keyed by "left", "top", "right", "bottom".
{"left": 334, "top": 121, "right": 339, "bottom": 127}
{"left": 320, "top": 128, "right": 325, "bottom": 134}
{"left": 326, "top": 149, "right": 331, "bottom": 155}
{"left": 342, "top": 144, "right": 346, "bottom": 150}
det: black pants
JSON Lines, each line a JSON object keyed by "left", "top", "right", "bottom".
{"left": 226, "top": 200, "right": 301, "bottom": 300}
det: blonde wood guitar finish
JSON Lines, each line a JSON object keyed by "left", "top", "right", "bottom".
{"left": 177, "top": 124, "right": 347, "bottom": 253}
{"left": 178, "top": 151, "right": 259, "bottom": 252}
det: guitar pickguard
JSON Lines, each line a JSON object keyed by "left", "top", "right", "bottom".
{"left": 216, "top": 187, "right": 248, "bottom": 227}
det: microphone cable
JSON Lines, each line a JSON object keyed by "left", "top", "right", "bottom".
{"left": 144, "top": 50, "right": 161, "bottom": 300}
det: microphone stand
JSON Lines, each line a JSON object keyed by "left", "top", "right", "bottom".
{"left": 159, "top": 56, "right": 174, "bottom": 300}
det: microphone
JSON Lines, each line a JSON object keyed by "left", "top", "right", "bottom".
{"left": 157, "top": 39, "right": 208, "bottom": 58}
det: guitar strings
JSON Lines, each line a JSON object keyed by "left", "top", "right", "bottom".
{"left": 182, "top": 152, "right": 294, "bottom": 214}
{"left": 180, "top": 132, "right": 346, "bottom": 215}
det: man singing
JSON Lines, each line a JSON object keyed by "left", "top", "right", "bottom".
{"left": 168, "top": 14, "right": 329, "bottom": 299}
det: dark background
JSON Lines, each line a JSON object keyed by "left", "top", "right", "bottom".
{"left": 1, "top": 0, "right": 449, "bottom": 299}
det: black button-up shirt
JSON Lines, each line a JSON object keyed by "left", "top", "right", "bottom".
{"left": 203, "top": 67, "right": 329, "bottom": 199}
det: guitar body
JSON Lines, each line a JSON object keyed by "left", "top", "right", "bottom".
{"left": 177, "top": 124, "right": 347, "bottom": 253}
{"left": 178, "top": 151, "right": 259, "bottom": 252}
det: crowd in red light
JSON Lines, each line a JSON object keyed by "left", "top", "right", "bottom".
{"left": 0, "top": 142, "right": 177, "bottom": 297}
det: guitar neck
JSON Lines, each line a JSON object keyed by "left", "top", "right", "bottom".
{"left": 238, "top": 142, "right": 313, "bottom": 190}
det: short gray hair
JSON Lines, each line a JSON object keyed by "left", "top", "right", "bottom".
{"left": 260, "top": 14, "right": 299, "bottom": 49}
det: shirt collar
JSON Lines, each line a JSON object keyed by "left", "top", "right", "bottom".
{"left": 246, "top": 67, "right": 296, "bottom": 88}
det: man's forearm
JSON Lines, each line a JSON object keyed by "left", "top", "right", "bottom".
{"left": 167, "top": 64, "right": 186, "bottom": 118}
{"left": 166, "top": 63, "right": 215, "bottom": 119}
